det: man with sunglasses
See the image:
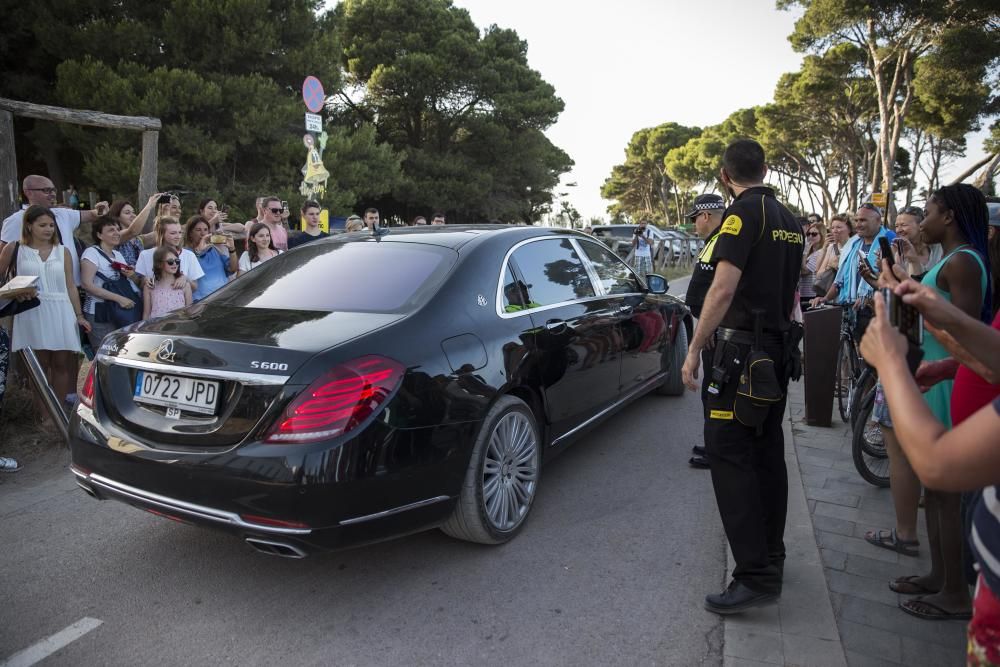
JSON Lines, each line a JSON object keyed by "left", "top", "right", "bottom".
{"left": 243, "top": 196, "right": 288, "bottom": 250}
{"left": 1, "top": 175, "right": 109, "bottom": 285}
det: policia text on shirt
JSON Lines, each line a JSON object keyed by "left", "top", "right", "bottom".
{"left": 681, "top": 139, "right": 803, "bottom": 615}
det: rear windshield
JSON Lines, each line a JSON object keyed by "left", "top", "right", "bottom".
{"left": 203, "top": 240, "right": 456, "bottom": 313}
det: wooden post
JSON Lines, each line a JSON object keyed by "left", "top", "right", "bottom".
{"left": 139, "top": 130, "right": 158, "bottom": 203}
{"left": 0, "top": 110, "right": 17, "bottom": 221}
{"left": 0, "top": 97, "right": 161, "bottom": 207}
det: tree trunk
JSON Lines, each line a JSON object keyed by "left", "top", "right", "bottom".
{"left": 0, "top": 110, "right": 17, "bottom": 221}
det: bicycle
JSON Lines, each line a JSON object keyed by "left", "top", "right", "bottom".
{"left": 850, "top": 367, "right": 889, "bottom": 487}
{"left": 834, "top": 306, "right": 865, "bottom": 423}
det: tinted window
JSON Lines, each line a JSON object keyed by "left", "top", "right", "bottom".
{"left": 579, "top": 240, "right": 642, "bottom": 294}
{"left": 204, "top": 241, "right": 455, "bottom": 313}
{"left": 510, "top": 239, "right": 595, "bottom": 307}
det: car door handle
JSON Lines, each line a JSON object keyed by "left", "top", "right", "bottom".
{"left": 545, "top": 319, "right": 567, "bottom": 333}
{"left": 617, "top": 305, "right": 633, "bottom": 314}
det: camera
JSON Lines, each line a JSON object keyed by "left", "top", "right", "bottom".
{"left": 634, "top": 227, "right": 643, "bottom": 236}
{"left": 157, "top": 194, "right": 172, "bottom": 206}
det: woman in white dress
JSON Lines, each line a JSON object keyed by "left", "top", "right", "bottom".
{"left": 0, "top": 205, "right": 90, "bottom": 406}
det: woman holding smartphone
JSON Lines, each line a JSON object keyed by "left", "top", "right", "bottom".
{"left": 184, "top": 216, "right": 236, "bottom": 301}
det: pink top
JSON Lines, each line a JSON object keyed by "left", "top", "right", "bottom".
{"left": 148, "top": 281, "right": 188, "bottom": 318}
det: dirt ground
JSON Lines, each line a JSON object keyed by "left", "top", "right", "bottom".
{"left": 0, "top": 357, "right": 90, "bottom": 466}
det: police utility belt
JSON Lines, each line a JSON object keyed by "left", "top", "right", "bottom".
{"left": 706, "top": 313, "right": 801, "bottom": 431}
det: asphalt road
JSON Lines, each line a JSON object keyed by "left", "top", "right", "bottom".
{"left": 0, "top": 276, "right": 726, "bottom": 667}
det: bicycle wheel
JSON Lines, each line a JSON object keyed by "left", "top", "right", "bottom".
{"left": 836, "top": 335, "right": 858, "bottom": 422}
{"left": 849, "top": 366, "right": 876, "bottom": 429}
{"left": 852, "top": 386, "right": 889, "bottom": 487}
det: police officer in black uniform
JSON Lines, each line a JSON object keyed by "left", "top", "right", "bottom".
{"left": 684, "top": 193, "right": 726, "bottom": 469}
{"left": 681, "top": 140, "right": 803, "bottom": 614}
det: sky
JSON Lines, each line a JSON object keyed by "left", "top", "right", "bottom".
{"left": 450, "top": 0, "right": 992, "bottom": 220}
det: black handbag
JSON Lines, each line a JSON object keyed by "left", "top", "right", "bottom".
{"left": 93, "top": 247, "right": 142, "bottom": 327}
{"left": 0, "top": 242, "right": 41, "bottom": 317}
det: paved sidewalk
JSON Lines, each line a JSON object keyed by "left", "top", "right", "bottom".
{"left": 784, "top": 382, "right": 967, "bottom": 666}
{"left": 722, "top": 390, "right": 847, "bottom": 667}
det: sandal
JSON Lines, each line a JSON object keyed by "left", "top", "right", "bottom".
{"left": 0, "top": 456, "right": 21, "bottom": 473}
{"left": 864, "top": 528, "right": 919, "bottom": 556}
{"left": 899, "top": 597, "right": 972, "bottom": 621}
{"left": 889, "top": 575, "right": 938, "bottom": 595}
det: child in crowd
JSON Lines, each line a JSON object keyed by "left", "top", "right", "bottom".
{"left": 142, "top": 246, "right": 191, "bottom": 319}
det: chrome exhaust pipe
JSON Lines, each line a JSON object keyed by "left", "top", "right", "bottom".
{"left": 245, "top": 537, "right": 307, "bottom": 559}
{"left": 75, "top": 481, "right": 98, "bottom": 498}
{"left": 17, "top": 347, "right": 69, "bottom": 445}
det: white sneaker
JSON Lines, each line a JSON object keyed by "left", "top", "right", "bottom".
{"left": 0, "top": 457, "right": 21, "bottom": 473}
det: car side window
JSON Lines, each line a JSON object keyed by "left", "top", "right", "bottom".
{"left": 502, "top": 265, "right": 533, "bottom": 313}
{"left": 508, "top": 239, "right": 595, "bottom": 308}
{"left": 578, "top": 240, "right": 643, "bottom": 295}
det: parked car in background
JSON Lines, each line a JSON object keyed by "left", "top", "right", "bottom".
{"left": 70, "top": 226, "right": 692, "bottom": 557}
{"left": 591, "top": 224, "right": 699, "bottom": 262}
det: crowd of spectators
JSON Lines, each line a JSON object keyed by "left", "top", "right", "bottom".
{"left": 796, "top": 187, "right": 1000, "bottom": 656}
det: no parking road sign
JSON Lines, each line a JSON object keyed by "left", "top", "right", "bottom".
{"left": 302, "top": 76, "right": 325, "bottom": 113}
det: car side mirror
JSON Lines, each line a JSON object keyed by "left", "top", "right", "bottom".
{"left": 646, "top": 274, "right": 668, "bottom": 294}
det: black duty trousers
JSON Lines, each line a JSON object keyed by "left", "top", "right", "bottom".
{"left": 702, "top": 340, "right": 789, "bottom": 594}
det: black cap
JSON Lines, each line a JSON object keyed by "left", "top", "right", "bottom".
{"left": 685, "top": 194, "right": 725, "bottom": 219}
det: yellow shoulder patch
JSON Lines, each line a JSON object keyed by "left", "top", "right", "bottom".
{"left": 721, "top": 215, "right": 743, "bottom": 236}
{"left": 710, "top": 409, "right": 734, "bottom": 420}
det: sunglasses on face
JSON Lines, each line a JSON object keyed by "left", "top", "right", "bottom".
{"left": 163, "top": 259, "right": 179, "bottom": 266}
{"left": 806, "top": 232, "right": 820, "bottom": 237}
{"left": 268, "top": 208, "right": 282, "bottom": 214}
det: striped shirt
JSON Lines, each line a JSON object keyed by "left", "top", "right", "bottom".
{"left": 972, "top": 396, "right": 1000, "bottom": 594}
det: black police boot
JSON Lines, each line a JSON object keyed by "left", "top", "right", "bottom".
{"left": 689, "top": 455, "right": 710, "bottom": 469}
{"left": 692, "top": 445, "right": 706, "bottom": 456}
{"left": 704, "top": 580, "right": 779, "bottom": 615}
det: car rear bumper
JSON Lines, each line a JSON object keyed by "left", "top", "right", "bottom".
{"left": 69, "top": 406, "right": 473, "bottom": 554}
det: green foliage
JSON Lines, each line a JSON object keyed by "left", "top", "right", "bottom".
{"left": 2, "top": 0, "right": 568, "bottom": 222}
{"left": 332, "top": 0, "right": 571, "bottom": 222}
{"left": 601, "top": 122, "right": 700, "bottom": 224}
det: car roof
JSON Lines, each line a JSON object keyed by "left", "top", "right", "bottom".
{"left": 305, "top": 224, "right": 587, "bottom": 252}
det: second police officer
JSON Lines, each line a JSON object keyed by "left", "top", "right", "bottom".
{"left": 684, "top": 193, "right": 726, "bottom": 469}
{"left": 681, "top": 139, "right": 804, "bottom": 614}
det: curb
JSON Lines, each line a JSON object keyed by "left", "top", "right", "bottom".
{"left": 721, "top": 398, "right": 847, "bottom": 666}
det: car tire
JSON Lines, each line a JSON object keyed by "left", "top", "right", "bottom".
{"left": 440, "top": 395, "right": 541, "bottom": 545}
{"left": 657, "top": 320, "right": 688, "bottom": 396}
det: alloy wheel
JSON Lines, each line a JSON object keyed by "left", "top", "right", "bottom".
{"left": 482, "top": 411, "right": 539, "bottom": 531}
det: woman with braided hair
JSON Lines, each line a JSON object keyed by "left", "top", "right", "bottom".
{"left": 880, "top": 184, "right": 991, "bottom": 621}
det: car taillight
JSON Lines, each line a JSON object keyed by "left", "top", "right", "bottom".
{"left": 265, "top": 355, "right": 405, "bottom": 444}
{"left": 80, "top": 364, "right": 96, "bottom": 408}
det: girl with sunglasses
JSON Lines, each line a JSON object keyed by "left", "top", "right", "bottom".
{"left": 142, "top": 246, "right": 192, "bottom": 319}
{"left": 800, "top": 221, "right": 827, "bottom": 302}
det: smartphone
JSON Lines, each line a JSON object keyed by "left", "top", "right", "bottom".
{"left": 221, "top": 204, "right": 229, "bottom": 214}
{"left": 880, "top": 288, "right": 922, "bottom": 345}
{"left": 110, "top": 261, "right": 133, "bottom": 272}
{"left": 281, "top": 200, "right": 288, "bottom": 212}
{"left": 157, "top": 194, "right": 171, "bottom": 206}
{"left": 878, "top": 237, "right": 894, "bottom": 272}
{"left": 209, "top": 234, "right": 227, "bottom": 244}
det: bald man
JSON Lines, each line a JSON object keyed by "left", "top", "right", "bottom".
{"left": 1, "top": 175, "right": 108, "bottom": 285}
